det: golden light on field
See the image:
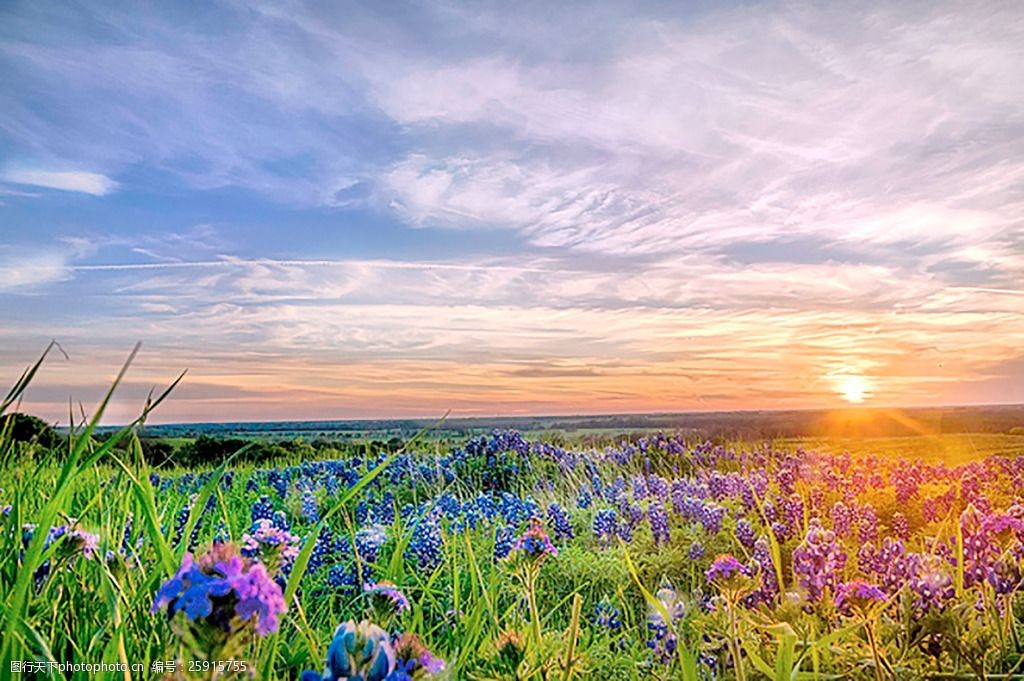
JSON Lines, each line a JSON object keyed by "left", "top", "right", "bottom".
{"left": 838, "top": 374, "right": 870, "bottom": 403}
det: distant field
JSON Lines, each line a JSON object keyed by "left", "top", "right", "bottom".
{"left": 786, "top": 432, "right": 1024, "bottom": 463}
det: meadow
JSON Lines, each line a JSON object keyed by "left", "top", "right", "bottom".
{"left": 2, "top": 352, "right": 1024, "bottom": 680}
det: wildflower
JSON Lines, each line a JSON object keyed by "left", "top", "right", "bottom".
{"left": 834, "top": 580, "right": 887, "bottom": 617}
{"left": 510, "top": 518, "right": 557, "bottom": 561}
{"left": 594, "top": 598, "right": 622, "bottom": 631}
{"left": 328, "top": 565, "right": 359, "bottom": 594}
{"left": 891, "top": 512, "right": 910, "bottom": 541}
{"left": 241, "top": 519, "right": 301, "bottom": 576}
{"left": 699, "top": 502, "right": 726, "bottom": 535}
{"left": 251, "top": 495, "right": 274, "bottom": 524}
{"left": 546, "top": 503, "right": 574, "bottom": 542}
{"left": 364, "top": 581, "right": 410, "bottom": 615}
{"left": 735, "top": 519, "right": 756, "bottom": 550}
{"left": 355, "top": 524, "right": 389, "bottom": 564}
{"left": 706, "top": 553, "right": 755, "bottom": 597}
{"left": 391, "top": 632, "right": 446, "bottom": 677}
{"left": 648, "top": 501, "right": 670, "bottom": 545}
{"left": 646, "top": 581, "right": 686, "bottom": 664}
{"left": 575, "top": 488, "right": 592, "bottom": 510}
{"left": 688, "top": 541, "right": 705, "bottom": 560}
{"left": 306, "top": 620, "right": 395, "bottom": 681}
{"left": 407, "top": 515, "right": 443, "bottom": 573}
{"left": 831, "top": 501, "right": 852, "bottom": 538}
{"left": 493, "top": 525, "right": 515, "bottom": 560}
{"left": 151, "top": 544, "right": 286, "bottom": 638}
{"left": 272, "top": 510, "right": 291, "bottom": 531}
{"left": 792, "top": 518, "right": 846, "bottom": 602}
{"left": 909, "top": 554, "right": 954, "bottom": 614}
{"left": 746, "top": 538, "right": 779, "bottom": 606}
{"left": 301, "top": 489, "right": 320, "bottom": 523}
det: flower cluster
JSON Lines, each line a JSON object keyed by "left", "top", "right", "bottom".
{"left": 510, "top": 518, "right": 557, "bottom": 561}
{"left": 834, "top": 580, "right": 887, "bottom": 617}
{"left": 151, "top": 543, "right": 286, "bottom": 638}
{"left": 300, "top": 620, "right": 444, "bottom": 681}
{"left": 241, "top": 519, "right": 301, "bottom": 576}
{"left": 792, "top": 519, "right": 847, "bottom": 603}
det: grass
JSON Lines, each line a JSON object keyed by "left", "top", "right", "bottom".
{"left": 2, "top": 348, "right": 1023, "bottom": 680}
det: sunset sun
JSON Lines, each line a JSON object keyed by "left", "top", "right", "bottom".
{"left": 838, "top": 375, "right": 870, "bottom": 403}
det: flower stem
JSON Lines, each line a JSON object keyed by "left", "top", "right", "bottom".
{"left": 864, "top": 619, "right": 885, "bottom": 681}
{"left": 727, "top": 597, "right": 746, "bottom": 681}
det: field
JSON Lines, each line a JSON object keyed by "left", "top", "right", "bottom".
{"left": 3, "top": 364, "right": 1024, "bottom": 680}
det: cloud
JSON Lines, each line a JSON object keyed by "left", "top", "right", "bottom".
{"left": 1, "top": 168, "right": 118, "bottom": 195}
{"left": 2, "top": 1, "right": 1024, "bottom": 420}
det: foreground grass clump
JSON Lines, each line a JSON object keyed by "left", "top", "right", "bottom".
{"left": 2, "top": 348, "right": 1024, "bottom": 679}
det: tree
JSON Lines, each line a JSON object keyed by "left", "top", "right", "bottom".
{"left": 2, "top": 413, "right": 61, "bottom": 450}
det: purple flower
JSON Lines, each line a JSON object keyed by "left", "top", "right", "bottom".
{"left": 364, "top": 581, "right": 411, "bottom": 615}
{"left": 648, "top": 501, "right": 670, "bottom": 545}
{"left": 392, "top": 632, "right": 445, "bottom": 676}
{"left": 909, "top": 555, "right": 954, "bottom": 614}
{"left": 792, "top": 519, "right": 846, "bottom": 602}
{"left": 706, "top": 554, "right": 752, "bottom": 586}
{"left": 241, "top": 519, "right": 301, "bottom": 575}
{"left": 151, "top": 544, "right": 286, "bottom": 638}
{"left": 835, "top": 580, "right": 886, "bottom": 616}
{"left": 511, "top": 518, "right": 557, "bottom": 560}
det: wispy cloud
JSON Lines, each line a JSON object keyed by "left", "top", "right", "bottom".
{"left": 1, "top": 168, "right": 117, "bottom": 196}
{"left": 1, "top": 0, "right": 1023, "bottom": 420}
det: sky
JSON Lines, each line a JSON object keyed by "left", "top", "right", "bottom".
{"left": 1, "top": 0, "right": 1023, "bottom": 424}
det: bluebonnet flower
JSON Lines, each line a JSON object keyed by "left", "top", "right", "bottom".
{"left": 407, "top": 515, "right": 443, "bottom": 573}
{"left": 374, "top": 492, "right": 396, "bottom": 526}
{"left": 648, "top": 501, "right": 670, "bottom": 545}
{"left": 307, "top": 527, "right": 335, "bottom": 573}
{"left": 172, "top": 495, "right": 202, "bottom": 549}
{"left": 792, "top": 519, "right": 846, "bottom": 602}
{"left": 646, "top": 581, "right": 686, "bottom": 664}
{"left": 356, "top": 524, "right": 389, "bottom": 564}
{"left": 770, "top": 521, "right": 790, "bottom": 543}
{"left": 909, "top": 554, "right": 954, "bottom": 614}
{"left": 688, "top": 541, "right": 705, "bottom": 560}
{"left": 308, "top": 620, "right": 395, "bottom": 681}
{"left": 858, "top": 505, "right": 878, "bottom": 544}
{"left": 268, "top": 469, "right": 290, "bottom": 500}
{"left": 492, "top": 525, "right": 515, "bottom": 561}
{"left": 747, "top": 538, "right": 779, "bottom": 606}
{"left": 831, "top": 501, "right": 852, "bottom": 538}
{"left": 699, "top": 502, "right": 726, "bottom": 535}
{"left": 735, "top": 519, "right": 756, "bottom": 550}
{"left": 593, "top": 509, "right": 618, "bottom": 547}
{"left": 301, "top": 489, "right": 320, "bottom": 523}
{"left": 328, "top": 565, "right": 359, "bottom": 594}
{"left": 594, "top": 598, "right": 622, "bottom": 631}
{"left": 272, "top": 510, "right": 290, "bottom": 532}
{"left": 784, "top": 494, "right": 804, "bottom": 534}
{"left": 546, "top": 503, "right": 574, "bottom": 542}
{"left": 251, "top": 495, "right": 274, "bottom": 524}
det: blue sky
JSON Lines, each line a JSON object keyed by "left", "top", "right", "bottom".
{"left": 1, "top": 0, "right": 1023, "bottom": 423}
